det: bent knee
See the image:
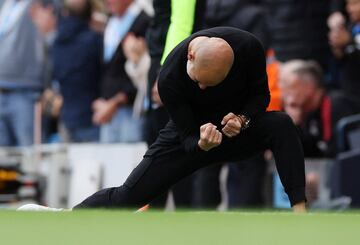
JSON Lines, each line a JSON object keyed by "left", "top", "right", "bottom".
{"left": 266, "top": 112, "right": 295, "bottom": 132}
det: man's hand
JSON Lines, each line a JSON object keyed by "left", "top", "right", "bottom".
{"left": 122, "top": 33, "right": 147, "bottom": 64}
{"left": 221, "top": 113, "right": 242, "bottom": 137}
{"left": 198, "top": 123, "right": 222, "bottom": 151}
{"left": 92, "top": 98, "right": 118, "bottom": 125}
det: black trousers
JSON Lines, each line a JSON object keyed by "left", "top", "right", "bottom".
{"left": 74, "top": 111, "right": 306, "bottom": 209}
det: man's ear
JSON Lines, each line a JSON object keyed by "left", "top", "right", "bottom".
{"left": 187, "top": 51, "right": 195, "bottom": 61}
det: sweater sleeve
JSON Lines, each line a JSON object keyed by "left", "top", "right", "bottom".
{"left": 160, "top": 0, "right": 197, "bottom": 65}
{"left": 158, "top": 82, "right": 200, "bottom": 153}
{"left": 240, "top": 36, "right": 271, "bottom": 119}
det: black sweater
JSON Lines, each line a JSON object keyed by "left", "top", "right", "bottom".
{"left": 158, "top": 27, "right": 270, "bottom": 153}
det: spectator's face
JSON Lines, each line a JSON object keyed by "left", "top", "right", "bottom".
{"left": 106, "top": 0, "right": 132, "bottom": 16}
{"left": 65, "top": 0, "right": 86, "bottom": 10}
{"left": 347, "top": 0, "right": 360, "bottom": 23}
{"left": 65, "top": 0, "right": 88, "bottom": 15}
{"left": 280, "top": 74, "right": 317, "bottom": 113}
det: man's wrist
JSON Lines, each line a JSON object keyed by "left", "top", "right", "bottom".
{"left": 198, "top": 139, "right": 207, "bottom": 151}
{"left": 237, "top": 114, "right": 250, "bottom": 129}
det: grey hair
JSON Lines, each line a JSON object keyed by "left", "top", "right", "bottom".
{"left": 280, "top": 60, "right": 323, "bottom": 87}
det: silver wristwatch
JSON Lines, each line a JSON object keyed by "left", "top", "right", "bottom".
{"left": 238, "top": 114, "right": 250, "bottom": 130}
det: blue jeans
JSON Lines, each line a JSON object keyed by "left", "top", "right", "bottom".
{"left": 61, "top": 124, "right": 100, "bottom": 143}
{"left": 0, "top": 91, "right": 39, "bottom": 146}
{"left": 100, "top": 106, "right": 144, "bottom": 143}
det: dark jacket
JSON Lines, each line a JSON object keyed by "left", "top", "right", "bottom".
{"left": 206, "top": 0, "right": 270, "bottom": 50}
{"left": 53, "top": 16, "right": 102, "bottom": 129}
{"left": 338, "top": 23, "right": 360, "bottom": 101}
{"left": 159, "top": 27, "right": 269, "bottom": 152}
{"left": 262, "top": 0, "right": 331, "bottom": 68}
{"left": 100, "top": 11, "right": 150, "bottom": 103}
{"left": 146, "top": 0, "right": 171, "bottom": 59}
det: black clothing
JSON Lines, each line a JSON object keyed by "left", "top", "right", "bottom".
{"left": 338, "top": 24, "right": 360, "bottom": 102}
{"left": 75, "top": 112, "right": 305, "bottom": 208}
{"left": 297, "top": 96, "right": 332, "bottom": 158}
{"left": 205, "top": 1, "right": 270, "bottom": 208}
{"left": 145, "top": 0, "right": 208, "bottom": 208}
{"left": 100, "top": 11, "right": 150, "bottom": 103}
{"left": 146, "top": 0, "right": 171, "bottom": 60}
{"left": 227, "top": 153, "right": 267, "bottom": 208}
{"left": 74, "top": 27, "right": 305, "bottom": 209}
{"left": 159, "top": 27, "right": 270, "bottom": 153}
{"left": 331, "top": 0, "right": 345, "bottom": 14}
{"left": 206, "top": 0, "right": 270, "bottom": 50}
{"left": 262, "top": 0, "right": 331, "bottom": 68}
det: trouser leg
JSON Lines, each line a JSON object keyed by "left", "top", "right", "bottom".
{"left": 191, "top": 164, "right": 222, "bottom": 208}
{"left": 218, "top": 111, "right": 305, "bottom": 207}
{"left": 248, "top": 112, "right": 306, "bottom": 206}
{"left": 75, "top": 112, "right": 306, "bottom": 209}
{"left": 227, "top": 153, "right": 267, "bottom": 208}
{"left": 74, "top": 149, "right": 206, "bottom": 209}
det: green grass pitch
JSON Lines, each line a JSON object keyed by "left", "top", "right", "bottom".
{"left": 0, "top": 210, "right": 359, "bottom": 245}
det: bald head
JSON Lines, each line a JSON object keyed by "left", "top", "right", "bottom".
{"left": 187, "top": 37, "right": 234, "bottom": 89}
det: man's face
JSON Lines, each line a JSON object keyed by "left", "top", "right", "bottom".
{"left": 106, "top": 0, "right": 131, "bottom": 15}
{"left": 65, "top": 0, "right": 87, "bottom": 13}
{"left": 347, "top": 0, "right": 360, "bottom": 23}
{"left": 281, "top": 74, "right": 316, "bottom": 113}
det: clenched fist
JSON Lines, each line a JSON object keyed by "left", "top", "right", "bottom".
{"left": 221, "top": 112, "right": 242, "bottom": 137}
{"left": 198, "top": 123, "right": 222, "bottom": 151}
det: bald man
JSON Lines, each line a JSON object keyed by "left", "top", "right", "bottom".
{"left": 75, "top": 27, "right": 306, "bottom": 212}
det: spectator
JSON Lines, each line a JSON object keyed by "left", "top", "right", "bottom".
{"left": 122, "top": 33, "right": 150, "bottom": 120}
{"left": 328, "top": 0, "right": 360, "bottom": 154}
{"left": 279, "top": 59, "right": 357, "bottom": 207}
{"left": 0, "top": 0, "right": 48, "bottom": 146}
{"left": 279, "top": 60, "right": 330, "bottom": 157}
{"left": 92, "top": 0, "right": 150, "bottom": 143}
{"left": 52, "top": 0, "right": 102, "bottom": 142}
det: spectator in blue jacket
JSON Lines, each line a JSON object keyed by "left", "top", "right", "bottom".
{"left": 53, "top": 0, "right": 102, "bottom": 142}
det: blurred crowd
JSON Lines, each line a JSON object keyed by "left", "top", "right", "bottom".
{"left": 0, "top": 0, "right": 359, "bottom": 209}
